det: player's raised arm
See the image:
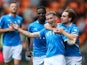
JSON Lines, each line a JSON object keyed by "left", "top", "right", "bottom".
{"left": 44, "top": 23, "right": 55, "bottom": 31}
{"left": 57, "top": 28, "right": 77, "bottom": 39}
{"left": 12, "top": 24, "right": 40, "bottom": 38}
{"left": 61, "top": 28, "right": 77, "bottom": 45}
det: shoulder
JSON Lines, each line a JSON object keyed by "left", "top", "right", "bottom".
{"left": 71, "top": 23, "right": 80, "bottom": 33}
{"left": 1, "top": 14, "right": 8, "bottom": 18}
{"left": 16, "top": 15, "right": 23, "bottom": 20}
{"left": 39, "top": 28, "right": 46, "bottom": 34}
{"left": 29, "top": 20, "right": 38, "bottom": 26}
{"left": 57, "top": 23, "right": 63, "bottom": 27}
{"left": 72, "top": 23, "right": 79, "bottom": 29}
{"left": 0, "top": 15, "right": 9, "bottom": 21}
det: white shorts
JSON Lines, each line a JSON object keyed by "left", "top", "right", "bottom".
{"left": 33, "top": 55, "right": 46, "bottom": 65}
{"left": 44, "top": 54, "right": 66, "bottom": 65}
{"left": 65, "top": 56, "right": 82, "bottom": 65}
{"left": 3, "top": 44, "right": 22, "bottom": 63}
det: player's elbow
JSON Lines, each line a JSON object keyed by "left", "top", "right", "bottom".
{"left": 67, "top": 38, "right": 76, "bottom": 45}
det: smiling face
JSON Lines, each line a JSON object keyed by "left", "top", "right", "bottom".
{"left": 9, "top": 3, "right": 18, "bottom": 14}
{"left": 61, "top": 11, "right": 70, "bottom": 24}
{"left": 46, "top": 14, "right": 57, "bottom": 27}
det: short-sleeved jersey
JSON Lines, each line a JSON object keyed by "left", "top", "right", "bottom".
{"left": 0, "top": 14, "right": 23, "bottom": 46}
{"left": 39, "top": 28, "right": 65, "bottom": 58}
{"left": 28, "top": 20, "right": 47, "bottom": 57}
{"left": 57, "top": 23, "right": 81, "bottom": 56}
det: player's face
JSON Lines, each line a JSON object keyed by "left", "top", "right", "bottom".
{"left": 46, "top": 14, "right": 57, "bottom": 27}
{"left": 37, "top": 9, "right": 46, "bottom": 20}
{"left": 61, "top": 12, "right": 70, "bottom": 24}
{"left": 9, "top": 3, "right": 18, "bottom": 14}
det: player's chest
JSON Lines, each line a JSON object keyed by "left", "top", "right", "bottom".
{"left": 45, "top": 31, "right": 61, "bottom": 38}
{"left": 5, "top": 18, "right": 21, "bottom": 25}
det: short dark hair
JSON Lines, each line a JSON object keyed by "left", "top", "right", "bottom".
{"left": 64, "top": 8, "right": 76, "bottom": 22}
{"left": 9, "top": 1, "right": 17, "bottom": 4}
{"left": 9, "top": 1, "right": 18, "bottom": 6}
{"left": 37, "top": 6, "right": 46, "bottom": 13}
{"left": 46, "top": 11, "right": 57, "bottom": 16}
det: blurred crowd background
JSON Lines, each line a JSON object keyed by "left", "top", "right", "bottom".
{"left": 0, "top": 0, "right": 87, "bottom": 65}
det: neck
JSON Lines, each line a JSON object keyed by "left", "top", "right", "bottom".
{"left": 38, "top": 19, "right": 45, "bottom": 24}
{"left": 10, "top": 13, "right": 16, "bottom": 17}
{"left": 64, "top": 22, "right": 71, "bottom": 27}
{"left": 52, "top": 22, "right": 57, "bottom": 28}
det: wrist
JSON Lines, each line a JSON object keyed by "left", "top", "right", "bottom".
{"left": 52, "top": 28, "right": 55, "bottom": 31}
{"left": 6, "top": 28, "right": 10, "bottom": 32}
{"left": 26, "top": 49, "right": 30, "bottom": 51}
{"left": 62, "top": 30, "right": 65, "bottom": 34}
{"left": 16, "top": 27, "right": 19, "bottom": 31}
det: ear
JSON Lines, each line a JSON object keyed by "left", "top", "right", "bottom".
{"left": 55, "top": 16, "right": 58, "bottom": 20}
{"left": 69, "top": 18, "right": 72, "bottom": 21}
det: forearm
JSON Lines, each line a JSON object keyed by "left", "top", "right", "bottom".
{"left": 26, "top": 38, "right": 32, "bottom": 56}
{"left": 67, "top": 39, "right": 76, "bottom": 45}
{"left": 0, "top": 28, "right": 10, "bottom": 33}
{"left": 62, "top": 31, "right": 77, "bottom": 40}
{"left": 62, "top": 31, "right": 77, "bottom": 45}
{"left": 18, "top": 28, "right": 40, "bottom": 38}
{"left": 27, "top": 38, "right": 33, "bottom": 51}
{"left": 44, "top": 23, "right": 54, "bottom": 31}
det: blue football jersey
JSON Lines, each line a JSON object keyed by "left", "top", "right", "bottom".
{"left": 0, "top": 14, "right": 23, "bottom": 46}
{"left": 57, "top": 23, "right": 81, "bottom": 56}
{"left": 28, "top": 20, "right": 47, "bottom": 56}
{"left": 39, "top": 28, "right": 65, "bottom": 57}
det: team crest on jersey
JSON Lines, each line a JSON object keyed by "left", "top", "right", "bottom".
{"left": 46, "top": 31, "right": 54, "bottom": 36}
{"left": 18, "top": 20, "right": 21, "bottom": 24}
{"left": 8, "top": 19, "right": 11, "bottom": 22}
{"left": 8, "top": 19, "right": 12, "bottom": 23}
{"left": 74, "top": 28, "right": 78, "bottom": 32}
{"left": 33, "top": 28, "right": 38, "bottom": 31}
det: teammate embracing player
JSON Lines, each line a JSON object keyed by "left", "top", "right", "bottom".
{"left": 45, "top": 8, "right": 82, "bottom": 65}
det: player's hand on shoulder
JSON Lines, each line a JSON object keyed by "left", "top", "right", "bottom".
{"left": 57, "top": 28, "right": 64, "bottom": 34}
{"left": 53, "top": 28, "right": 64, "bottom": 34}
{"left": 53, "top": 28, "right": 59, "bottom": 33}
